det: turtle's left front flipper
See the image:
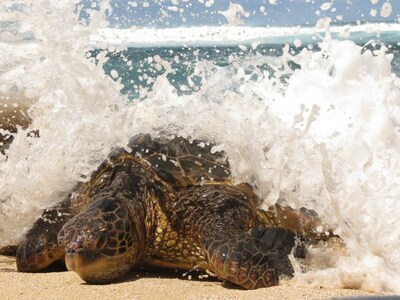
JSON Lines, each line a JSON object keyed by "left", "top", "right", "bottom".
{"left": 204, "top": 226, "right": 296, "bottom": 289}
{"left": 174, "top": 184, "right": 297, "bottom": 290}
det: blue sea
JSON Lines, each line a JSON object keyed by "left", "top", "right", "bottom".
{"left": 88, "top": 23, "right": 400, "bottom": 100}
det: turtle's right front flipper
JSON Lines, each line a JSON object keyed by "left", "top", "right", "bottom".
{"left": 16, "top": 196, "right": 73, "bottom": 272}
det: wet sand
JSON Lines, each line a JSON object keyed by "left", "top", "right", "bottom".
{"left": 0, "top": 255, "right": 381, "bottom": 300}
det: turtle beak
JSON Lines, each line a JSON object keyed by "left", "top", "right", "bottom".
{"left": 64, "top": 248, "right": 102, "bottom": 273}
{"left": 64, "top": 249, "right": 124, "bottom": 283}
{"left": 65, "top": 250, "right": 134, "bottom": 284}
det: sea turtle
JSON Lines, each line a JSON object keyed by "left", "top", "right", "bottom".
{"left": 1, "top": 134, "right": 324, "bottom": 289}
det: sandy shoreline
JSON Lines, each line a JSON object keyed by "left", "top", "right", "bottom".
{"left": 0, "top": 255, "right": 383, "bottom": 300}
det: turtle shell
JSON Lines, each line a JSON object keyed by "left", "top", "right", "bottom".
{"left": 116, "top": 134, "right": 232, "bottom": 188}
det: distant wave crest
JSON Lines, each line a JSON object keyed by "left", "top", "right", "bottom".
{"left": 89, "top": 23, "right": 400, "bottom": 47}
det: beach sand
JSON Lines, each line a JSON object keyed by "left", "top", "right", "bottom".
{"left": 0, "top": 255, "right": 381, "bottom": 300}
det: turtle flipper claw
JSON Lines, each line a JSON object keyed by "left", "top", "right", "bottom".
{"left": 0, "top": 245, "right": 18, "bottom": 256}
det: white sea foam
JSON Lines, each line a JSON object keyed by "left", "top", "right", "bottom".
{"left": 1, "top": 0, "right": 400, "bottom": 294}
{"left": 89, "top": 22, "right": 400, "bottom": 47}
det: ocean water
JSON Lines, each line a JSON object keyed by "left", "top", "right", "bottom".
{"left": 97, "top": 41, "right": 400, "bottom": 100}
{"left": 1, "top": 0, "right": 400, "bottom": 294}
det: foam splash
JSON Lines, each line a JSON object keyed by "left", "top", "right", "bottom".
{"left": 0, "top": 0, "right": 130, "bottom": 240}
{"left": 1, "top": 0, "right": 400, "bottom": 294}
{"left": 278, "top": 39, "right": 400, "bottom": 293}
{"left": 90, "top": 23, "right": 400, "bottom": 47}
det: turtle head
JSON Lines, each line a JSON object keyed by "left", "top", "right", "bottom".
{"left": 57, "top": 197, "right": 139, "bottom": 283}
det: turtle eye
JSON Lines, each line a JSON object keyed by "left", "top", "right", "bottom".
{"left": 81, "top": 227, "right": 109, "bottom": 250}
{"left": 81, "top": 232, "right": 95, "bottom": 249}
{"left": 87, "top": 233, "right": 94, "bottom": 241}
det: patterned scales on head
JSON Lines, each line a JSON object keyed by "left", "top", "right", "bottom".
{"left": 1, "top": 134, "right": 327, "bottom": 289}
